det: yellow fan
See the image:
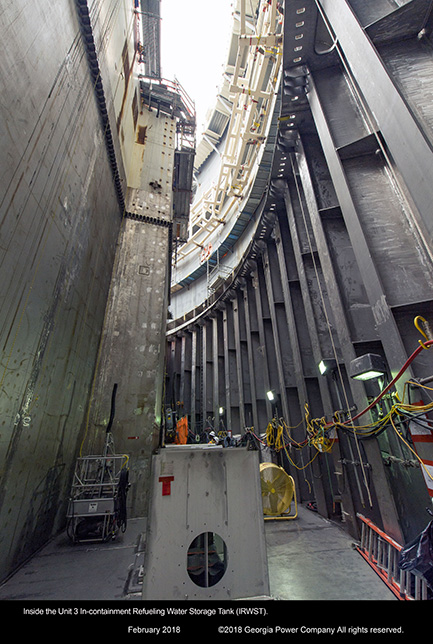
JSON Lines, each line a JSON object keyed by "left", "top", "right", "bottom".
{"left": 259, "top": 462, "right": 297, "bottom": 520}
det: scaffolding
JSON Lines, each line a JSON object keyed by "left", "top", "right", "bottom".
{"left": 66, "top": 443, "right": 129, "bottom": 543}
{"left": 66, "top": 384, "right": 130, "bottom": 543}
{"left": 206, "top": 248, "right": 234, "bottom": 299}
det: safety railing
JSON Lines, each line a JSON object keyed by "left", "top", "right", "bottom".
{"left": 173, "top": 0, "right": 283, "bottom": 269}
{"left": 356, "top": 513, "right": 429, "bottom": 600}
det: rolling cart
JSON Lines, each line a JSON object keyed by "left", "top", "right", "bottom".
{"left": 66, "top": 384, "right": 129, "bottom": 543}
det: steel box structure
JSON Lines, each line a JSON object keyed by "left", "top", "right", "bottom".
{"left": 141, "top": 445, "right": 270, "bottom": 600}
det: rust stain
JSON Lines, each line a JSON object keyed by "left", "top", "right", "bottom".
{"left": 136, "top": 125, "right": 147, "bottom": 145}
{"left": 116, "top": 41, "right": 137, "bottom": 133}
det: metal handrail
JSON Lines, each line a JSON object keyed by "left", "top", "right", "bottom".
{"left": 172, "top": 0, "right": 283, "bottom": 270}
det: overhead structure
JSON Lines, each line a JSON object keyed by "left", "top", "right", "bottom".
{"left": 139, "top": 0, "right": 162, "bottom": 79}
{"left": 2, "top": 0, "right": 433, "bottom": 598}
{"left": 171, "top": 0, "right": 284, "bottom": 292}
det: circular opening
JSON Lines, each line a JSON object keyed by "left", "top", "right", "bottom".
{"left": 187, "top": 532, "right": 228, "bottom": 588}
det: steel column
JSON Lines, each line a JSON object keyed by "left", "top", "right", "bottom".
{"left": 318, "top": 0, "right": 433, "bottom": 244}
{"left": 241, "top": 280, "right": 260, "bottom": 432}
{"left": 232, "top": 293, "right": 246, "bottom": 430}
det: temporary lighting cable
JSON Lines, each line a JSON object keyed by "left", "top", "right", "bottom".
{"left": 332, "top": 339, "right": 433, "bottom": 429}
{"left": 325, "top": 339, "right": 433, "bottom": 484}
{"left": 281, "top": 418, "right": 309, "bottom": 449}
{"left": 255, "top": 256, "right": 433, "bottom": 502}
{"left": 389, "top": 414, "right": 433, "bottom": 484}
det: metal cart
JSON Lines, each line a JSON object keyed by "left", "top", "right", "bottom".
{"left": 66, "top": 384, "right": 130, "bottom": 543}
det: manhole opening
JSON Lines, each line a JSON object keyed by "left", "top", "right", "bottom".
{"left": 187, "top": 532, "right": 228, "bottom": 587}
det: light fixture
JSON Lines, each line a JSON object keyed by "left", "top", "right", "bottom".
{"left": 219, "top": 406, "right": 224, "bottom": 415}
{"left": 318, "top": 358, "right": 337, "bottom": 375}
{"left": 349, "top": 354, "right": 387, "bottom": 381}
{"left": 266, "top": 390, "right": 276, "bottom": 402}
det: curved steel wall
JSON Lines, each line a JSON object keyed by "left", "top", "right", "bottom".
{"left": 166, "top": 0, "right": 433, "bottom": 545}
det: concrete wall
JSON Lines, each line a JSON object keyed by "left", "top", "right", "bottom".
{"left": 0, "top": 0, "right": 125, "bottom": 580}
{"left": 87, "top": 217, "right": 172, "bottom": 517}
{"left": 86, "top": 106, "right": 176, "bottom": 518}
{"left": 58, "top": 0, "right": 175, "bottom": 522}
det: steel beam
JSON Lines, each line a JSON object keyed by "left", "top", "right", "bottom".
{"left": 318, "top": 0, "right": 433, "bottom": 246}
{"left": 212, "top": 315, "right": 220, "bottom": 424}
{"left": 251, "top": 261, "right": 274, "bottom": 420}
{"left": 262, "top": 244, "right": 290, "bottom": 423}
{"left": 232, "top": 294, "right": 246, "bottom": 430}
{"left": 307, "top": 74, "right": 412, "bottom": 391}
{"left": 241, "top": 280, "right": 260, "bottom": 431}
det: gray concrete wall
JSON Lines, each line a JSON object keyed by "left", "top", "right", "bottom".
{"left": 86, "top": 105, "right": 177, "bottom": 519}
{"left": 87, "top": 216, "right": 172, "bottom": 518}
{"left": 0, "top": 0, "right": 123, "bottom": 580}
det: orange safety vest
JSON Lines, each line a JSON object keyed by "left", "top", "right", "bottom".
{"left": 175, "top": 416, "right": 188, "bottom": 445}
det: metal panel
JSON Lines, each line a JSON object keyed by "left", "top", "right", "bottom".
{"left": 142, "top": 445, "right": 270, "bottom": 600}
{"left": 140, "top": 0, "right": 161, "bottom": 79}
{"left": 378, "top": 36, "right": 433, "bottom": 149}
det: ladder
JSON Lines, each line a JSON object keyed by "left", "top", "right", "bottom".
{"left": 356, "top": 513, "right": 429, "bottom": 600}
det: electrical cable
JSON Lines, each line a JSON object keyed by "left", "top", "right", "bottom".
{"left": 116, "top": 466, "right": 130, "bottom": 532}
{"left": 257, "top": 336, "right": 433, "bottom": 509}
{"left": 389, "top": 414, "right": 433, "bottom": 484}
{"left": 261, "top": 344, "right": 433, "bottom": 448}
{"left": 409, "top": 379, "right": 433, "bottom": 394}
{"left": 329, "top": 340, "right": 433, "bottom": 431}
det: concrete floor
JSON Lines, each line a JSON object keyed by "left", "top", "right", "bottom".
{"left": 265, "top": 505, "right": 395, "bottom": 601}
{"left": 0, "top": 518, "right": 146, "bottom": 601}
{"left": 0, "top": 504, "right": 395, "bottom": 602}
